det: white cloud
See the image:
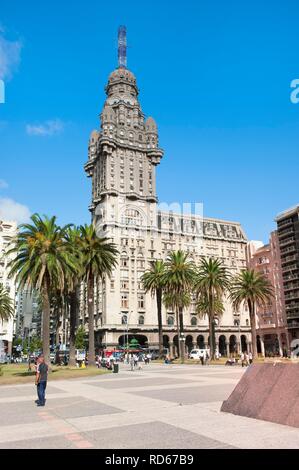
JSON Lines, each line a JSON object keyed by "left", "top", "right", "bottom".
{"left": 0, "top": 30, "right": 22, "bottom": 80}
{"left": 26, "top": 119, "right": 65, "bottom": 137}
{"left": 0, "top": 198, "right": 31, "bottom": 224}
{"left": 0, "top": 179, "right": 8, "bottom": 189}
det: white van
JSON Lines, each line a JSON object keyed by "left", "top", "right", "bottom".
{"left": 189, "top": 349, "right": 207, "bottom": 359}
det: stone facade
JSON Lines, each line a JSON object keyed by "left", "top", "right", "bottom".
{"left": 83, "top": 35, "right": 252, "bottom": 356}
{"left": 0, "top": 219, "right": 17, "bottom": 354}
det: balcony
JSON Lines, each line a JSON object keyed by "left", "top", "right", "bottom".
{"left": 287, "top": 321, "right": 299, "bottom": 329}
{"left": 279, "top": 237, "right": 296, "bottom": 247}
{"left": 284, "top": 282, "right": 299, "bottom": 292}
{"left": 259, "top": 323, "right": 276, "bottom": 329}
{"left": 286, "top": 310, "right": 299, "bottom": 319}
{"left": 285, "top": 292, "right": 299, "bottom": 301}
{"left": 282, "top": 264, "right": 299, "bottom": 273}
{"left": 280, "top": 245, "right": 297, "bottom": 256}
{"left": 283, "top": 273, "right": 299, "bottom": 282}
{"left": 278, "top": 219, "right": 293, "bottom": 229}
{"left": 278, "top": 227, "right": 294, "bottom": 238}
{"left": 281, "top": 254, "right": 298, "bottom": 265}
{"left": 286, "top": 301, "right": 299, "bottom": 310}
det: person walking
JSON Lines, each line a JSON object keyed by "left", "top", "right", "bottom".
{"left": 35, "top": 354, "right": 48, "bottom": 407}
{"left": 248, "top": 352, "right": 253, "bottom": 365}
{"left": 129, "top": 354, "right": 135, "bottom": 371}
{"left": 240, "top": 351, "right": 245, "bottom": 367}
{"left": 137, "top": 354, "right": 144, "bottom": 370}
{"left": 199, "top": 350, "right": 204, "bottom": 366}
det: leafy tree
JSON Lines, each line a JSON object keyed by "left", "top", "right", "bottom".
{"left": 141, "top": 260, "right": 166, "bottom": 357}
{"left": 230, "top": 269, "right": 273, "bottom": 359}
{"left": 75, "top": 325, "right": 86, "bottom": 350}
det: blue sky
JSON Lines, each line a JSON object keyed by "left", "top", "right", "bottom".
{"left": 0, "top": 0, "right": 299, "bottom": 243}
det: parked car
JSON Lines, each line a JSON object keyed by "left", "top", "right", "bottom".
{"left": 189, "top": 349, "right": 207, "bottom": 360}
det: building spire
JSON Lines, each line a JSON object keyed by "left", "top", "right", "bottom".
{"left": 118, "top": 25, "right": 127, "bottom": 68}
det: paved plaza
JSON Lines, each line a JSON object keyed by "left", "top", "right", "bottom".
{"left": 0, "top": 363, "right": 299, "bottom": 449}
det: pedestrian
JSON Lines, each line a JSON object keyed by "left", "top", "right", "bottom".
{"left": 244, "top": 352, "right": 249, "bottom": 366}
{"left": 137, "top": 354, "right": 144, "bottom": 370}
{"left": 240, "top": 351, "right": 245, "bottom": 367}
{"left": 129, "top": 354, "right": 135, "bottom": 371}
{"left": 249, "top": 352, "right": 253, "bottom": 365}
{"left": 133, "top": 353, "right": 138, "bottom": 368}
{"left": 35, "top": 354, "right": 48, "bottom": 407}
{"left": 199, "top": 351, "right": 204, "bottom": 366}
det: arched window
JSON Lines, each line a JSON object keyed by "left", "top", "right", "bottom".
{"left": 167, "top": 316, "right": 174, "bottom": 326}
{"left": 191, "top": 317, "right": 197, "bottom": 326}
{"left": 121, "top": 315, "right": 127, "bottom": 325}
{"left": 138, "top": 315, "right": 144, "bottom": 325}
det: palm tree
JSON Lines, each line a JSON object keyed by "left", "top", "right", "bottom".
{"left": 230, "top": 269, "right": 273, "bottom": 359}
{"left": 162, "top": 251, "right": 195, "bottom": 362}
{"left": 79, "top": 224, "right": 118, "bottom": 366}
{"left": 0, "top": 283, "right": 14, "bottom": 323}
{"left": 64, "top": 226, "right": 84, "bottom": 367}
{"left": 196, "top": 294, "right": 225, "bottom": 355}
{"left": 163, "top": 291, "right": 191, "bottom": 359}
{"left": 141, "top": 260, "right": 165, "bottom": 357}
{"left": 194, "top": 258, "right": 231, "bottom": 359}
{"left": 7, "top": 214, "right": 77, "bottom": 364}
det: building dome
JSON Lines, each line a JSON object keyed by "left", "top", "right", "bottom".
{"left": 108, "top": 67, "right": 136, "bottom": 85}
{"left": 145, "top": 116, "right": 157, "bottom": 134}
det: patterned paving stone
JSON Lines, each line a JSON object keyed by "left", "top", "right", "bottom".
{"left": 130, "top": 384, "right": 236, "bottom": 404}
{"left": 85, "top": 377, "right": 197, "bottom": 389}
{"left": 0, "top": 385, "right": 64, "bottom": 398}
{"left": 84, "top": 421, "right": 236, "bottom": 449}
{"left": 46, "top": 396, "right": 124, "bottom": 419}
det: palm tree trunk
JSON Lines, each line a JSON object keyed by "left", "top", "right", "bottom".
{"left": 209, "top": 314, "right": 215, "bottom": 360}
{"left": 88, "top": 276, "right": 96, "bottom": 366}
{"left": 41, "top": 280, "right": 51, "bottom": 365}
{"left": 179, "top": 307, "right": 185, "bottom": 363}
{"left": 156, "top": 288, "right": 163, "bottom": 357}
{"left": 68, "top": 289, "right": 77, "bottom": 367}
{"left": 176, "top": 308, "right": 180, "bottom": 358}
{"left": 249, "top": 300, "right": 257, "bottom": 359}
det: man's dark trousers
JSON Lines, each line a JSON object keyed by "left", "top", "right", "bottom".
{"left": 37, "top": 381, "right": 47, "bottom": 405}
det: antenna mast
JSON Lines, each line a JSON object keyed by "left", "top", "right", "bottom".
{"left": 118, "top": 25, "right": 127, "bottom": 68}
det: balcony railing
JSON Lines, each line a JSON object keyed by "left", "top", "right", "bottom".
{"left": 280, "top": 245, "right": 297, "bottom": 255}
{"left": 282, "top": 264, "right": 299, "bottom": 273}
{"left": 279, "top": 237, "right": 296, "bottom": 247}
{"left": 278, "top": 218, "right": 293, "bottom": 228}
{"left": 287, "top": 321, "right": 299, "bottom": 329}
{"left": 286, "top": 310, "right": 299, "bottom": 319}
{"left": 285, "top": 292, "right": 299, "bottom": 300}
{"left": 283, "top": 273, "right": 299, "bottom": 282}
{"left": 278, "top": 227, "right": 295, "bottom": 238}
{"left": 284, "top": 283, "right": 299, "bottom": 292}
{"left": 281, "top": 255, "right": 298, "bottom": 264}
{"left": 259, "top": 323, "right": 276, "bottom": 329}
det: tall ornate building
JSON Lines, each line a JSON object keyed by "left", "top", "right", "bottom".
{"left": 84, "top": 27, "right": 251, "bottom": 356}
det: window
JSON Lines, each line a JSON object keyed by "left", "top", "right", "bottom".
{"left": 167, "top": 316, "right": 174, "bottom": 326}
{"left": 121, "top": 258, "right": 128, "bottom": 267}
{"left": 121, "top": 315, "right": 127, "bottom": 325}
{"left": 121, "top": 294, "right": 128, "bottom": 309}
{"left": 191, "top": 317, "right": 197, "bottom": 326}
{"left": 138, "top": 294, "right": 145, "bottom": 309}
{"left": 138, "top": 315, "right": 144, "bottom": 325}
